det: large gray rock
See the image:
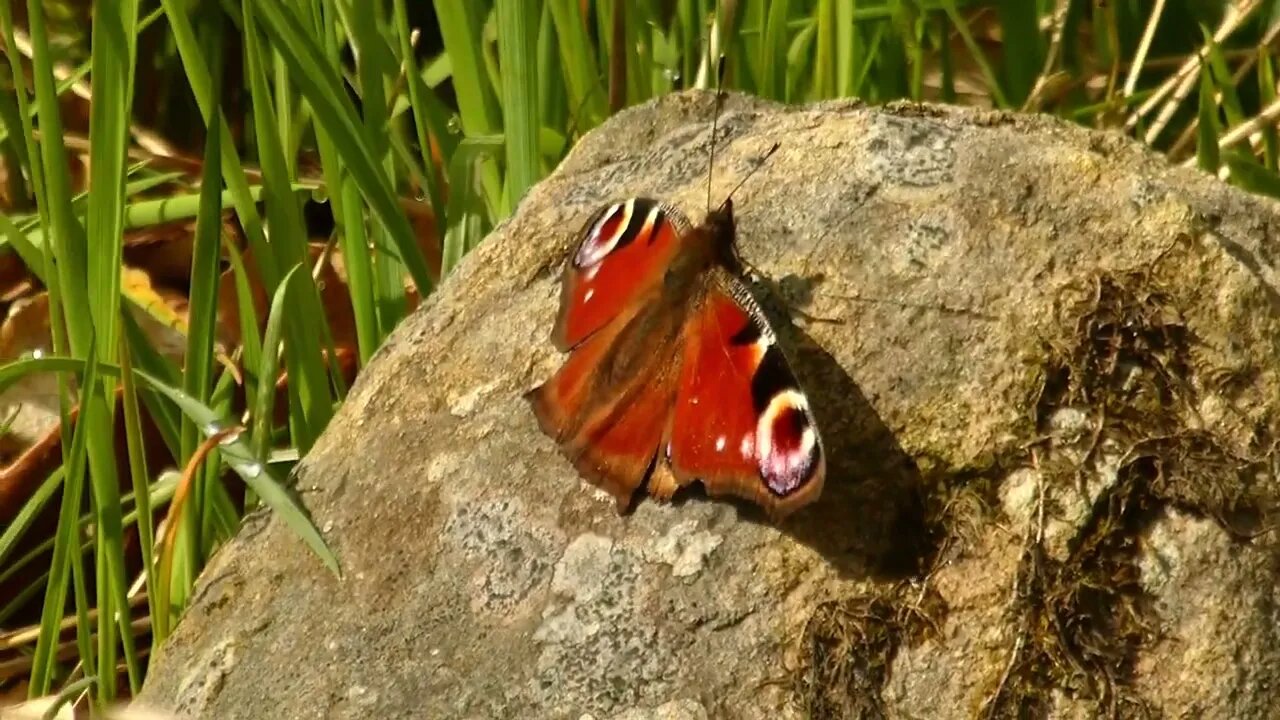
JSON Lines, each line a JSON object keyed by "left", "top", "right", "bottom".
{"left": 136, "top": 92, "right": 1280, "bottom": 719}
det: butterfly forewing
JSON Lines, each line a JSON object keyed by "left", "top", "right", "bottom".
{"left": 558, "top": 364, "right": 678, "bottom": 511}
{"left": 531, "top": 197, "right": 694, "bottom": 510}
{"left": 552, "top": 198, "right": 691, "bottom": 351}
{"left": 663, "top": 271, "right": 826, "bottom": 517}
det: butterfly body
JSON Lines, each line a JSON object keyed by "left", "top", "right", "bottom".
{"left": 527, "top": 195, "right": 825, "bottom": 519}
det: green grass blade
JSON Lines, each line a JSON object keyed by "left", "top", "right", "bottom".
{"left": 813, "top": 0, "right": 835, "bottom": 99}
{"left": 835, "top": 0, "right": 857, "bottom": 96}
{"left": 39, "top": 675, "right": 98, "bottom": 720}
{"left": 85, "top": 370, "right": 142, "bottom": 697}
{"left": 201, "top": 368, "right": 242, "bottom": 550}
{"left": 1197, "top": 64, "right": 1221, "bottom": 173}
{"left": 252, "top": 0, "right": 433, "bottom": 296}
{"left": 441, "top": 136, "right": 502, "bottom": 276}
{"left": 245, "top": 0, "right": 336, "bottom": 451}
{"left": 118, "top": 336, "right": 160, "bottom": 643}
{"left": 537, "top": 2, "right": 566, "bottom": 132}
{"left": 675, "top": 0, "right": 697, "bottom": 88}
{"left": 497, "top": 0, "right": 542, "bottom": 216}
{"left": 253, "top": 263, "right": 303, "bottom": 463}
{"left": 170, "top": 8, "right": 231, "bottom": 628}
{"left": 0, "top": 356, "right": 341, "bottom": 578}
{"left": 24, "top": 0, "right": 90, "bottom": 357}
{"left": 337, "top": 177, "right": 381, "bottom": 364}
{"left": 940, "top": 0, "right": 1010, "bottom": 108}
{"left": 904, "top": 4, "right": 925, "bottom": 100}
{"left": 1259, "top": 49, "right": 1278, "bottom": 172}
{"left": 136, "top": 375, "right": 341, "bottom": 578}
{"left": 0, "top": 2, "right": 47, "bottom": 229}
{"left": 548, "top": 0, "right": 606, "bottom": 131}
{"left": 121, "top": 312, "right": 182, "bottom": 450}
{"left": 122, "top": 184, "right": 278, "bottom": 228}
{"left": 435, "top": 0, "right": 500, "bottom": 135}
{"left": 27, "top": 349, "right": 98, "bottom": 697}
{"left": 85, "top": 0, "right": 140, "bottom": 374}
{"left": 308, "top": 1, "right": 380, "bottom": 367}
{"left": 759, "top": 0, "right": 791, "bottom": 100}
{"left": 935, "top": 12, "right": 956, "bottom": 103}
{"left": 392, "top": 0, "right": 448, "bottom": 221}
{"left": 0, "top": 466, "right": 63, "bottom": 570}
{"left": 243, "top": 5, "right": 313, "bottom": 277}
{"left": 158, "top": 0, "right": 273, "bottom": 284}
{"left": 1227, "top": 153, "right": 1280, "bottom": 199}
{"left": 736, "top": 0, "right": 766, "bottom": 90}
{"left": 183, "top": 218, "right": 227, "bottom": 462}
{"left": 345, "top": 0, "right": 408, "bottom": 339}
{"left": 995, "top": 0, "right": 1041, "bottom": 106}
{"left": 852, "top": 22, "right": 886, "bottom": 99}
{"left": 625, "top": 0, "right": 653, "bottom": 104}
{"left": 0, "top": 82, "right": 30, "bottom": 207}
{"left": 786, "top": 18, "right": 817, "bottom": 102}
{"left": 0, "top": 209, "right": 45, "bottom": 282}
{"left": 1199, "top": 24, "right": 1245, "bottom": 128}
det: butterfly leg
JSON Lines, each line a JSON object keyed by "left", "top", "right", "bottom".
{"left": 646, "top": 454, "right": 683, "bottom": 502}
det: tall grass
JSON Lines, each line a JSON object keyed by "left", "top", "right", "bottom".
{"left": 0, "top": 0, "right": 1277, "bottom": 711}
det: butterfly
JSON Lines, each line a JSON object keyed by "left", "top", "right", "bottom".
{"left": 524, "top": 159, "right": 827, "bottom": 519}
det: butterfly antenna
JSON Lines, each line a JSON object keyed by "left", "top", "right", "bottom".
{"left": 718, "top": 142, "right": 781, "bottom": 212}
{"left": 705, "top": 54, "right": 727, "bottom": 214}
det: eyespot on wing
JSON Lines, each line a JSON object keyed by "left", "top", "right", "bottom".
{"left": 665, "top": 273, "right": 825, "bottom": 517}
{"left": 551, "top": 198, "right": 692, "bottom": 351}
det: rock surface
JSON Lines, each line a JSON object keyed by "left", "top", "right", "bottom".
{"left": 136, "top": 92, "right": 1280, "bottom": 719}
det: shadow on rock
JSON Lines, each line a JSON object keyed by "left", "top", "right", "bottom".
{"left": 732, "top": 275, "right": 942, "bottom": 582}
{"left": 781, "top": 332, "right": 936, "bottom": 581}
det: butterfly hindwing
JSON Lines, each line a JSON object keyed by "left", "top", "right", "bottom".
{"left": 662, "top": 269, "right": 825, "bottom": 518}
{"left": 529, "top": 284, "right": 688, "bottom": 511}
{"left": 551, "top": 198, "right": 692, "bottom": 351}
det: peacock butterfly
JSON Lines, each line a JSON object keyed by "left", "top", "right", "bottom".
{"left": 525, "top": 90, "right": 825, "bottom": 520}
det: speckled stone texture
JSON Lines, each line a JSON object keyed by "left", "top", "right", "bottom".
{"left": 136, "top": 92, "right": 1280, "bottom": 719}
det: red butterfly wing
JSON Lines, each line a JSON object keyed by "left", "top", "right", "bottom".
{"left": 530, "top": 198, "right": 694, "bottom": 510}
{"left": 551, "top": 198, "right": 690, "bottom": 350}
{"left": 528, "top": 296, "right": 684, "bottom": 510}
{"left": 532, "top": 197, "right": 825, "bottom": 518}
{"left": 661, "top": 270, "right": 826, "bottom": 518}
